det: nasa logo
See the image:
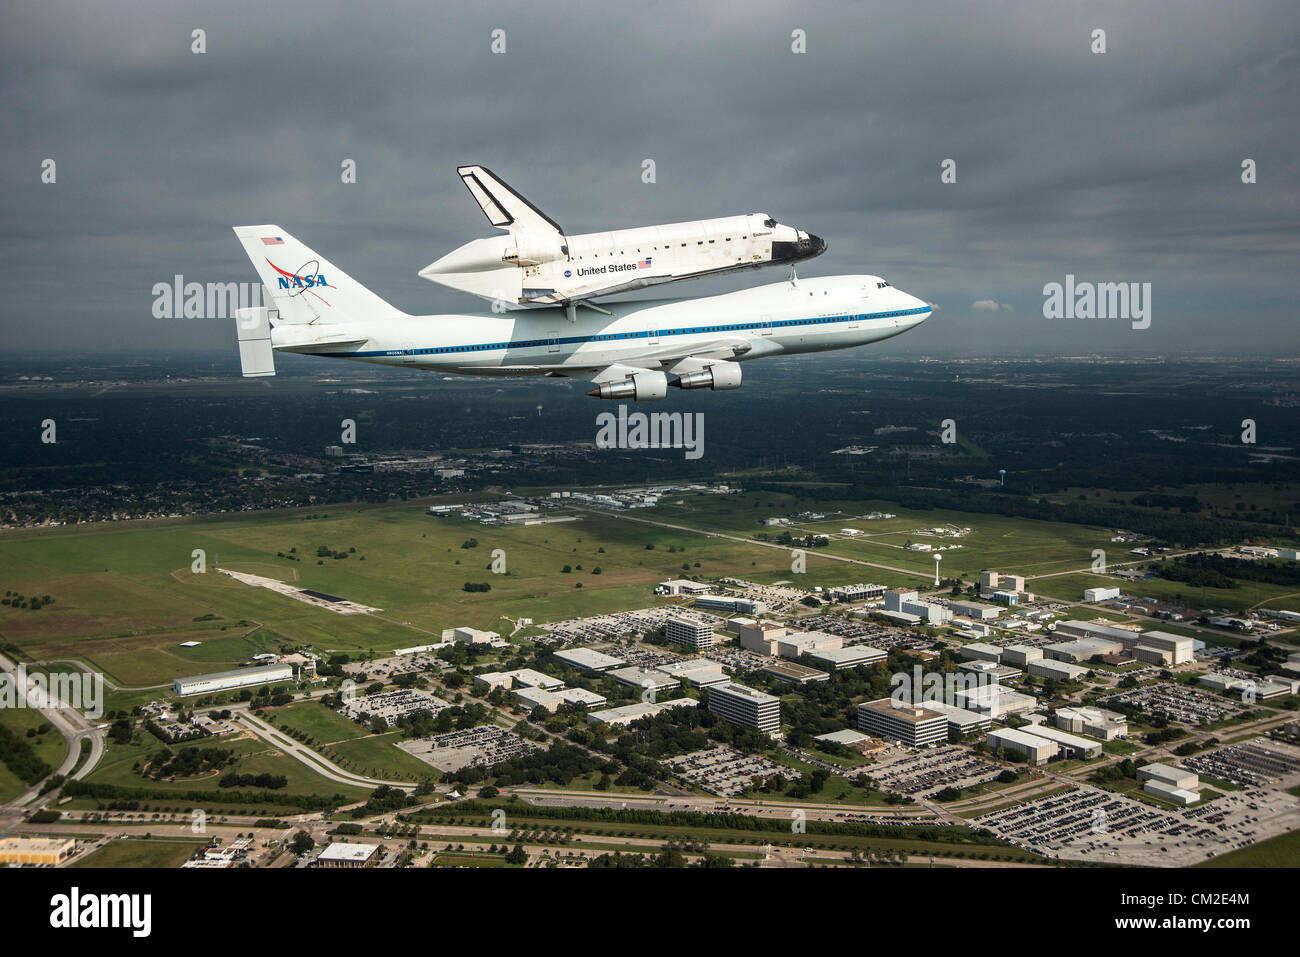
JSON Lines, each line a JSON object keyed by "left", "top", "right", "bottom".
{"left": 276, "top": 273, "right": 329, "bottom": 290}
{"left": 564, "top": 269, "right": 572, "bottom": 278}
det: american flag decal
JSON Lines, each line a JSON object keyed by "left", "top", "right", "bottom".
{"left": 638, "top": 257, "right": 652, "bottom": 269}
{"left": 261, "top": 236, "right": 285, "bottom": 245}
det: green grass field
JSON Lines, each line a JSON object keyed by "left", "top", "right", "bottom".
{"left": 0, "top": 705, "right": 70, "bottom": 802}
{"left": 82, "top": 728, "right": 370, "bottom": 805}
{"left": 1195, "top": 826, "right": 1300, "bottom": 867}
{"left": 71, "top": 837, "right": 208, "bottom": 869}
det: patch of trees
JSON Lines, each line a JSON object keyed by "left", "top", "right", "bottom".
{"left": 463, "top": 582, "right": 491, "bottom": 592}
{"left": 219, "top": 772, "right": 288, "bottom": 789}
{"left": 0, "top": 723, "right": 53, "bottom": 784}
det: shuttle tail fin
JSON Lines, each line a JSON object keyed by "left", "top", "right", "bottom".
{"left": 456, "top": 165, "right": 563, "bottom": 236}
{"left": 232, "top": 225, "right": 408, "bottom": 324}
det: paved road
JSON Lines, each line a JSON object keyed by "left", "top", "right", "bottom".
{"left": 231, "top": 709, "right": 417, "bottom": 792}
{"left": 0, "top": 651, "right": 106, "bottom": 813}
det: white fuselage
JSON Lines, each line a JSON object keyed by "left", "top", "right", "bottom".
{"left": 275, "top": 274, "right": 930, "bottom": 377}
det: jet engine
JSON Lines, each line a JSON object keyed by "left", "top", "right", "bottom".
{"left": 671, "top": 362, "right": 742, "bottom": 391}
{"left": 586, "top": 370, "right": 669, "bottom": 401}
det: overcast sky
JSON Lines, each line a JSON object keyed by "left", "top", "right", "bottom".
{"left": 1, "top": 0, "right": 1297, "bottom": 358}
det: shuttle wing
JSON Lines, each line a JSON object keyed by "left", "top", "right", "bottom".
{"left": 457, "top": 165, "right": 563, "bottom": 236}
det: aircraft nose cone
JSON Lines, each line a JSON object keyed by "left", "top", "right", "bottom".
{"left": 809, "top": 234, "right": 827, "bottom": 255}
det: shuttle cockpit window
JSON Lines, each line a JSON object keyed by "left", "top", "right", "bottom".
{"left": 763, "top": 218, "right": 776, "bottom": 228}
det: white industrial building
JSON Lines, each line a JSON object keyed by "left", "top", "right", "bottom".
{"left": 806, "top": 645, "right": 885, "bottom": 670}
{"left": 658, "top": 658, "right": 729, "bottom": 687}
{"left": 958, "top": 642, "right": 1004, "bottom": 663}
{"left": 775, "top": 630, "right": 842, "bottom": 658}
{"left": 1018, "top": 724, "right": 1102, "bottom": 759}
{"left": 553, "top": 647, "right": 626, "bottom": 673}
{"left": 1055, "top": 706, "right": 1128, "bottom": 740}
{"left": 443, "top": 626, "right": 501, "bottom": 645}
{"left": 1138, "top": 762, "right": 1201, "bottom": 804}
{"left": 707, "top": 682, "right": 781, "bottom": 734}
{"left": 857, "top": 698, "right": 947, "bottom": 747}
{"left": 951, "top": 600, "right": 1002, "bottom": 620}
{"left": 986, "top": 727, "right": 1057, "bottom": 765}
{"left": 173, "top": 664, "right": 294, "bottom": 697}
{"left": 1027, "top": 658, "right": 1090, "bottom": 682}
{"left": 586, "top": 698, "right": 697, "bottom": 727}
{"left": 1084, "top": 586, "right": 1122, "bottom": 602}
{"left": 954, "top": 685, "right": 1037, "bottom": 717}
{"left": 1000, "top": 644, "right": 1044, "bottom": 668}
{"left": 609, "top": 666, "right": 680, "bottom": 694}
{"left": 655, "top": 579, "right": 710, "bottom": 596}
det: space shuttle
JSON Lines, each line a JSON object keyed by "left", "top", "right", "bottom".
{"left": 419, "top": 166, "right": 826, "bottom": 317}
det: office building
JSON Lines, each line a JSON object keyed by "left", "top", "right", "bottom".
{"left": 857, "top": 698, "right": 947, "bottom": 747}
{"left": 708, "top": 682, "right": 781, "bottom": 734}
{"left": 665, "top": 615, "right": 716, "bottom": 651}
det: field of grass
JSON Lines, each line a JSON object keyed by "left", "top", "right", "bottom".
{"left": 71, "top": 837, "right": 207, "bottom": 869}
{"left": 266, "top": 700, "right": 370, "bottom": 744}
{"left": 1195, "top": 826, "right": 1300, "bottom": 867}
{"left": 82, "top": 728, "right": 370, "bottom": 805}
{"left": 0, "top": 490, "right": 1238, "bottom": 701}
{"left": 0, "top": 705, "right": 69, "bottom": 802}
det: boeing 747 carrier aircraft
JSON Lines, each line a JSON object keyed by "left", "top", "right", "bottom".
{"left": 233, "top": 226, "right": 929, "bottom": 400}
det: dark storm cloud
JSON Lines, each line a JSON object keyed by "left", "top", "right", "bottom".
{"left": 0, "top": 0, "right": 1296, "bottom": 356}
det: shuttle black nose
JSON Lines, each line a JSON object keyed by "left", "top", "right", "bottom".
{"left": 772, "top": 233, "right": 828, "bottom": 264}
{"left": 809, "top": 234, "right": 827, "bottom": 255}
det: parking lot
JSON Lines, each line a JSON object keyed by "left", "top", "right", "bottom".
{"left": 665, "top": 745, "right": 785, "bottom": 797}
{"left": 1099, "top": 681, "right": 1248, "bottom": 725}
{"left": 870, "top": 746, "right": 1003, "bottom": 797}
{"left": 1181, "top": 738, "right": 1300, "bottom": 788}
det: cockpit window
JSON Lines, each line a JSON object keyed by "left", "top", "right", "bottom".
{"left": 763, "top": 218, "right": 776, "bottom": 228}
{"left": 877, "top": 281, "right": 890, "bottom": 288}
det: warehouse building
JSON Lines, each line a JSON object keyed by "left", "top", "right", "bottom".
{"left": 1001, "top": 644, "right": 1044, "bottom": 668}
{"left": 0, "top": 837, "right": 76, "bottom": 866}
{"left": 665, "top": 615, "right": 716, "bottom": 651}
{"left": 1134, "top": 630, "right": 1195, "bottom": 665}
{"left": 316, "top": 842, "right": 379, "bottom": 868}
{"left": 1138, "top": 762, "right": 1200, "bottom": 791}
{"left": 1138, "top": 763, "right": 1201, "bottom": 804}
{"left": 173, "top": 663, "right": 294, "bottom": 697}
{"left": 586, "top": 698, "right": 698, "bottom": 727}
{"left": 806, "top": 645, "right": 885, "bottom": 670}
{"left": 658, "top": 658, "right": 729, "bottom": 688}
{"left": 958, "top": 642, "right": 1004, "bottom": 663}
{"left": 954, "top": 685, "right": 1037, "bottom": 717}
{"left": 1027, "top": 659, "right": 1090, "bottom": 682}
{"left": 553, "top": 647, "right": 626, "bottom": 673}
{"left": 707, "top": 682, "right": 781, "bottom": 734}
{"left": 951, "top": 601, "right": 1003, "bottom": 620}
{"left": 1044, "top": 637, "right": 1125, "bottom": 662}
{"left": 857, "top": 698, "right": 947, "bottom": 747}
{"left": 1018, "top": 724, "right": 1103, "bottom": 759}
{"left": 1084, "top": 586, "right": 1122, "bottom": 602}
{"left": 609, "top": 666, "right": 680, "bottom": 694}
{"left": 761, "top": 660, "right": 830, "bottom": 685}
{"left": 958, "top": 660, "right": 1021, "bottom": 682}
{"left": 1052, "top": 620, "right": 1137, "bottom": 643}
{"left": 986, "top": 727, "right": 1058, "bottom": 765}
{"left": 775, "top": 630, "right": 842, "bottom": 659}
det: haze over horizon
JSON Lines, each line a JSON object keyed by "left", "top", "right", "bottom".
{"left": 1, "top": 0, "right": 1297, "bottom": 359}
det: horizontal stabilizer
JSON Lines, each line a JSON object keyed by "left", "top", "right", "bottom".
{"left": 235, "top": 307, "right": 275, "bottom": 377}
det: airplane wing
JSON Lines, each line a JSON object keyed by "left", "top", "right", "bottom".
{"left": 456, "top": 165, "right": 563, "bottom": 236}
